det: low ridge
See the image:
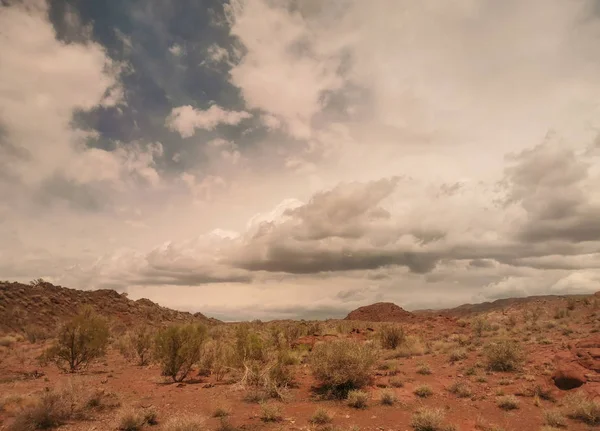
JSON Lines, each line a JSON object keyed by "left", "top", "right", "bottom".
{"left": 0, "top": 280, "right": 220, "bottom": 331}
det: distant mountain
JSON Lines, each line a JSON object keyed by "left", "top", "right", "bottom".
{"left": 0, "top": 281, "right": 220, "bottom": 332}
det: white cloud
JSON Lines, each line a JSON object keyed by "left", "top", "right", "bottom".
{"left": 166, "top": 105, "right": 252, "bottom": 138}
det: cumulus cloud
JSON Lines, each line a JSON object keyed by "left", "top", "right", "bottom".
{"left": 5, "top": 0, "right": 600, "bottom": 320}
{"left": 166, "top": 105, "right": 252, "bottom": 138}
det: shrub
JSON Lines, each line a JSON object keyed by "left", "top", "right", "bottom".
{"left": 213, "top": 407, "right": 230, "bottom": 418}
{"left": 234, "top": 324, "right": 265, "bottom": 366}
{"left": 472, "top": 318, "right": 491, "bottom": 337}
{"left": 543, "top": 409, "right": 566, "bottom": 428}
{"left": 310, "top": 408, "right": 332, "bottom": 425}
{"left": 161, "top": 416, "right": 205, "bottom": 431}
{"left": 414, "top": 385, "right": 433, "bottom": 398}
{"left": 497, "top": 395, "right": 519, "bottom": 410}
{"left": 24, "top": 326, "right": 52, "bottom": 344}
{"left": 347, "top": 390, "right": 369, "bottom": 409}
{"left": 390, "top": 336, "right": 426, "bottom": 358}
{"left": 379, "top": 325, "right": 405, "bottom": 349}
{"left": 448, "top": 349, "right": 467, "bottom": 363}
{"left": 389, "top": 377, "right": 404, "bottom": 388}
{"left": 259, "top": 403, "right": 282, "bottom": 422}
{"left": 8, "top": 391, "right": 70, "bottom": 431}
{"left": 484, "top": 340, "right": 524, "bottom": 372}
{"left": 411, "top": 408, "right": 455, "bottom": 431}
{"left": 154, "top": 323, "right": 207, "bottom": 382}
{"left": 126, "top": 326, "right": 154, "bottom": 366}
{"left": 380, "top": 390, "right": 396, "bottom": 405}
{"left": 416, "top": 363, "right": 432, "bottom": 375}
{"left": 310, "top": 340, "right": 377, "bottom": 397}
{"left": 44, "top": 307, "right": 110, "bottom": 372}
{"left": 447, "top": 381, "right": 472, "bottom": 398}
{"left": 0, "top": 335, "right": 16, "bottom": 348}
{"left": 564, "top": 392, "right": 600, "bottom": 425}
{"left": 117, "top": 409, "right": 145, "bottom": 431}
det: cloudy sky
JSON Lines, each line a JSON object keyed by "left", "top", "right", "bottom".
{"left": 2, "top": 0, "right": 600, "bottom": 321}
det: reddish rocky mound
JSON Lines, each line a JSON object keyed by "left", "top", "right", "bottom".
{"left": 345, "top": 302, "right": 415, "bottom": 322}
{"left": 0, "top": 281, "right": 220, "bottom": 332}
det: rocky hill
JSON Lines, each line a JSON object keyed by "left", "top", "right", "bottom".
{"left": 0, "top": 281, "right": 220, "bottom": 332}
{"left": 345, "top": 302, "right": 416, "bottom": 322}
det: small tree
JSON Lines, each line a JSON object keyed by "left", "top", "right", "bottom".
{"left": 45, "top": 307, "right": 110, "bottom": 372}
{"left": 154, "top": 323, "right": 207, "bottom": 382}
{"left": 118, "top": 326, "right": 154, "bottom": 366}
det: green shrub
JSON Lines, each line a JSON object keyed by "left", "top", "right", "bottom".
{"left": 347, "top": 390, "right": 369, "bottom": 409}
{"left": 484, "top": 340, "right": 524, "bottom": 372}
{"left": 44, "top": 307, "right": 110, "bottom": 372}
{"left": 310, "top": 340, "right": 376, "bottom": 397}
{"left": 379, "top": 325, "right": 405, "bottom": 349}
{"left": 154, "top": 323, "right": 207, "bottom": 382}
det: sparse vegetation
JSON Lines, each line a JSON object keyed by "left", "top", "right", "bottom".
{"left": 154, "top": 323, "right": 207, "bottom": 382}
{"left": 259, "top": 402, "right": 283, "bottom": 422}
{"left": 310, "top": 340, "right": 377, "bottom": 397}
{"left": 161, "top": 416, "right": 205, "bottom": 431}
{"left": 543, "top": 409, "right": 566, "bottom": 428}
{"left": 416, "top": 362, "right": 432, "bottom": 375}
{"left": 411, "top": 407, "right": 456, "bottom": 431}
{"left": 484, "top": 340, "right": 524, "bottom": 372}
{"left": 380, "top": 390, "right": 396, "bottom": 405}
{"left": 310, "top": 408, "right": 332, "bottom": 424}
{"left": 347, "top": 390, "right": 369, "bottom": 408}
{"left": 448, "top": 381, "right": 472, "bottom": 398}
{"left": 497, "top": 395, "right": 519, "bottom": 410}
{"left": 414, "top": 385, "right": 433, "bottom": 398}
{"left": 564, "top": 392, "right": 600, "bottom": 425}
{"left": 379, "top": 325, "right": 405, "bottom": 349}
{"left": 43, "top": 307, "right": 110, "bottom": 372}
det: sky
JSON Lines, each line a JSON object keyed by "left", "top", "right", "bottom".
{"left": 1, "top": 0, "right": 600, "bottom": 321}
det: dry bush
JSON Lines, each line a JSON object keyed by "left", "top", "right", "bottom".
{"left": 447, "top": 381, "right": 472, "bottom": 398}
{"left": 23, "top": 326, "right": 52, "bottom": 344}
{"left": 389, "top": 377, "right": 404, "bottom": 388}
{"left": 380, "top": 390, "right": 396, "bottom": 405}
{"left": 199, "top": 338, "right": 233, "bottom": 380}
{"left": 310, "top": 408, "right": 332, "bottom": 425}
{"left": 484, "top": 340, "right": 524, "bottom": 372}
{"left": 496, "top": 395, "right": 519, "bottom": 410}
{"left": 9, "top": 382, "right": 119, "bottom": 431}
{"left": 154, "top": 323, "right": 207, "bottom": 382}
{"left": 411, "top": 408, "right": 456, "bottom": 431}
{"left": 347, "top": 390, "right": 369, "bottom": 409}
{"left": 117, "top": 408, "right": 145, "bottom": 431}
{"left": 414, "top": 385, "right": 433, "bottom": 398}
{"left": 118, "top": 326, "right": 154, "bottom": 366}
{"left": 213, "top": 407, "right": 230, "bottom": 418}
{"left": 161, "top": 416, "right": 205, "bottom": 431}
{"left": 310, "top": 340, "right": 377, "bottom": 398}
{"left": 43, "top": 307, "right": 110, "bottom": 372}
{"left": 388, "top": 335, "right": 426, "bottom": 358}
{"left": 563, "top": 392, "right": 600, "bottom": 425}
{"left": 543, "top": 409, "right": 566, "bottom": 428}
{"left": 379, "top": 325, "right": 405, "bottom": 349}
{"left": 448, "top": 348, "right": 467, "bottom": 363}
{"left": 472, "top": 317, "right": 492, "bottom": 337}
{"left": 8, "top": 392, "right": 70, "bottom": 431}
{"left": 416, "top": 362, "right": 432, "bottom": 375}
{"left": 259, "top": 403, "right": 282, "bottom": 422}
{"left": 0, "top": 335, "right": 16, "bottom": 348}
